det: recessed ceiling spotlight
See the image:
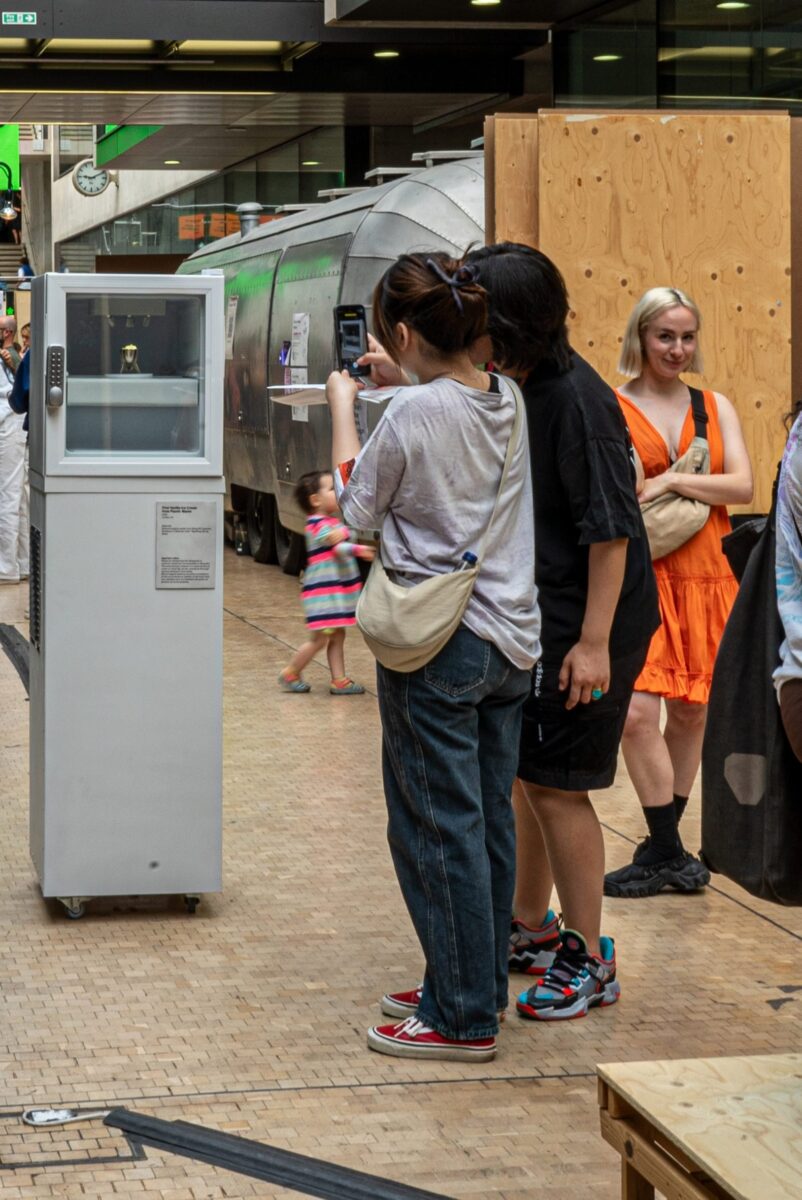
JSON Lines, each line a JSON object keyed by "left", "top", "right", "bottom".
{"left": 717, "top": 1, "right": 750, "bottom": 7}
{"left": 374, "top": 49, "right": 400, "bottom": 58}
{"left": 163, "top": 159, "right": 181, "bottom": 165}
{"left": 471, "top": 1, "right": 502, "bottom": 6}
{"left": 593, "top": 54, "right": 622, "bottom": 61}
{"left": 302, "top": 160, "right": 320, "bottom": 166}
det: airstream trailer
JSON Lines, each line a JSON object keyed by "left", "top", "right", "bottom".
{"left": 179, "top": 156, "right": 485, "bottom": 571}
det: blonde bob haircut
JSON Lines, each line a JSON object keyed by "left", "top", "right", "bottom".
{"left": 618, "top": 286, "right": 703, "bottom": 377}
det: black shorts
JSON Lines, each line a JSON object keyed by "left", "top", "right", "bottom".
{"left": 517, "top": 644, "right": 647, "bottom": 792}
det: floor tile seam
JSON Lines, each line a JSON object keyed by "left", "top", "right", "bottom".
{"left": 600, "top": 821, "right": 802, "bottom": 942}
{"left": 223, "top": 607, "right": 379, "bottom": 696}
{"left": 0, "top": 1069, "right": 597, "bottom": 1116}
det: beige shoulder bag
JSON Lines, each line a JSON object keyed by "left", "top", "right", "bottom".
{"left": 356, "top": 380, "right": 524, "bottom": 673}
{"left": 639, "top": 387, "right": 711, "bottom": 561}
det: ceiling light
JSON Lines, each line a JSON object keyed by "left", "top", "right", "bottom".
{"left": 302, "top": 160, "right": 319, "bottom": 166}
{"left": 374, "top": 50, "right": 399, "bottom": 58}
{"left": 716, "top": 2, "right": 750, "bottom": 8}
{"left": 593, "top": 53, "right": 622, "bottom": 61}
{"left": 471, "top": 1, "right": 502, "bottom": 6}
{"left": 164, "top": 159, "right": 181, "bottom": 165}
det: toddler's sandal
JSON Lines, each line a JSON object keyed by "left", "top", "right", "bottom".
{"left": 278, "top": 671, "right": 311, "bottom": 693}
{"left": 330, "top": 678, "right": 365, "bottom": 695}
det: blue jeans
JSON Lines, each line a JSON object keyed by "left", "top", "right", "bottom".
{"left": 377, "top": 626, "right": 531, "bottom": 1040}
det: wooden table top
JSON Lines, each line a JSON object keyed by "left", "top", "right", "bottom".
{"left": 597, "top": 1054, "right": 802, "bottom": 1200}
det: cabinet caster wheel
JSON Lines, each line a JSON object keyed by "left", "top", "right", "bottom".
{"left": 65, "top": 903, "right": 85, "bottom": 920}
{"left": 184, "top": 896, "right": 200, "bottom": 914}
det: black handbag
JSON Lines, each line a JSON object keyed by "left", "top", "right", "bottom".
{"left": 701, "top": 468, "right": 802, "bottom": 905}
{"left": 721, "top": 515, "right": 767, "bottom": 582}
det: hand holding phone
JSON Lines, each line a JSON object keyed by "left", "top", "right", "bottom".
{"left": 334, "top": 304, "right": 368, "bottom": 378}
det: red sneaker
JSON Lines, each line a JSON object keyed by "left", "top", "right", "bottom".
{"left": 381, "top": 986, "right": 507, "bottom": 1023}
{"left": 381, "top": 985, "right": 422, "bottom": 1018}
{"left": 367, "top": 1017, "right": 496, "bottom": 1062}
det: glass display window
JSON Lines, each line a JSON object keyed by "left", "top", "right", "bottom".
{"left": 64, "top": 293, "right": 205, "bottom": 457}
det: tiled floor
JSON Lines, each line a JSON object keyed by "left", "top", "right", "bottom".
{"left": 0, "top": 550, "right": 800, "bottom": 1198}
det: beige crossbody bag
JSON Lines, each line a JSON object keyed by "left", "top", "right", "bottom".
{"left": 639, "top": 386, "right": 711, "bottom": 561}
{"left": 356, "top": 380, "right": 524, "bottom": 673}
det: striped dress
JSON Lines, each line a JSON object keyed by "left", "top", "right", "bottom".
{"left": 301, "top": 515, "right": 364, "bottom": 631}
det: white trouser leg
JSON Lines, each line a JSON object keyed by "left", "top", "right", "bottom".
{"left": 0, "top": 406, "right": 27, "bottom": 581}
{"left": 17, "top": 444, "right": 28, "bottom": 576}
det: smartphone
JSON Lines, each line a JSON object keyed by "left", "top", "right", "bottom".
{"left": 334, "top": 304, "right": 369, "bottom": 377}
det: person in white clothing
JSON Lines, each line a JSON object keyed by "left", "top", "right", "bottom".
{"left": 0, "top": 315, "right": 27, "bottom": 583}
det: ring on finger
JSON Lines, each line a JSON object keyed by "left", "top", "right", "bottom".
{"left": 591, "top": 687, "right": 604, "bottom": 701}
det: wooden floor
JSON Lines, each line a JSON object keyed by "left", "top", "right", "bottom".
{"left": 0, "top": 549, "right": 800, "bottom": 1199}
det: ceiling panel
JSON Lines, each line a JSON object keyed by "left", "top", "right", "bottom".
{"left": 236, "top": 91, "right": 500, "bottom": 125}
{"left": 98, "top": 124, "right": 316, "bottom": 170}
{"left": 325, "top": 0, "right": 618, "bottom": 26}
{"left": 0, "top": 87, "right": 500, "bottom": 129}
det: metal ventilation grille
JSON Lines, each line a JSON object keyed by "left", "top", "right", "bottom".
{"left": 29, "top": 526, "right": 42, "bottom": 650}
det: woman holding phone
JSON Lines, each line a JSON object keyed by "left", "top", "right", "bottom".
{"left": 327, "top": 251, "right": 539, "bottom": 1061}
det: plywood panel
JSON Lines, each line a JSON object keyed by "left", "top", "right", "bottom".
{"left": 598, "top": 1054, "right": 802, "bottom": 1200}
{"left": 790, "top": 119, "right": 802, "bottom": 410}
{"left": 493, "top": 115, "right": 539, "bottom": 249}
{"left": 537, "top": 111, "right": 791, "bottom": 514}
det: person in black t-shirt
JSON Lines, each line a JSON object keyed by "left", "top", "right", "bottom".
{"left": 466, "top": 244, "right": 659, "bottom": 1022}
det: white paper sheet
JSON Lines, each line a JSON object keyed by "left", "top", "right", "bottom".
{"left": 268, "top": 384, "right": 398, "bottom": 407}
{"left": 290, "top": 312, "right": 310, "bottom": 367}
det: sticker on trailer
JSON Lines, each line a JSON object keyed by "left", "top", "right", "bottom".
{"left": 290, "top": 365, "right": 309, "bottom": 420}
{"left": 224, "top": 295, "right": 238, "bottom": 359}
{"left": 291, "top": 312, "right": 310, "bottom": 367}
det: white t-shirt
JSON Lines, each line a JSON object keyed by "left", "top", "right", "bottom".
{"left": 339, "top": 374, "right": 541, "bottom": 670}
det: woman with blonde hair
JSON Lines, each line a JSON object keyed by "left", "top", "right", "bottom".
{"left": 605, "top": 286, "right": 753, "bottom": 898}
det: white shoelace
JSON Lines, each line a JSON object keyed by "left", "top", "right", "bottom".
{"left": 395, "top": 1016, "right": 434, "bottom": 1038}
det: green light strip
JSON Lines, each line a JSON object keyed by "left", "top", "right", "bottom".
{"left": 96, "top": 124, "right": 163, "bottom": 167}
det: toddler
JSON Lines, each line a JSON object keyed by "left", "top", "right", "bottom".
{"left": 278, "top": 470, "right": 374, "bottom": 695}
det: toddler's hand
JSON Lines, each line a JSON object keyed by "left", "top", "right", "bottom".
{"left": 360, "top": 546, "right": 377, "bottom": 562}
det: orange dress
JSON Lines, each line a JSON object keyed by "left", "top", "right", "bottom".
{"left": 617, "top": 390, "right": 738, "bottom": 705}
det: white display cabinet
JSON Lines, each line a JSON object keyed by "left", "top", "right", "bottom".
{"left": 28, "top": 274, "right": 225, "bottom": 918}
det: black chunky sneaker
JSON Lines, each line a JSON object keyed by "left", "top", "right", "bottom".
{"left": 604, "top": 850, "right": 710, "bottom": 898}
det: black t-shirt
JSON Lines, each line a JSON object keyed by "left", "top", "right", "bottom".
{"left": 523, "top": 351, "right": 659, "bottom": 660}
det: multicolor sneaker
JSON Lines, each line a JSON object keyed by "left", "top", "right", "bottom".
{"left": 509, "top": 909, "right": 562, "bottom": 975}
{"left": 604, "top": 849, "right": 710, "bottom": 898}
{"left": 516, "top": 930, "right": 620, "bottom": 1021}
{"left": 367, "top": 1016, "right": 496, "bottom": 1062}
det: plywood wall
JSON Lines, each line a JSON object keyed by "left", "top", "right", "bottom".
{"left": 490, "top": 111, "right": 793, "bottom": 514}
{"left": 492, "top": 115, "right": 539, "bottom": 250}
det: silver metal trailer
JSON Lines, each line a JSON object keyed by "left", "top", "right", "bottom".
{"left": 179, "top": 156, "right": 485, "bottom": 571}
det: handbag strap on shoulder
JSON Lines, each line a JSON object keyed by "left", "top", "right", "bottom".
{"left": 688, "top": 386, "right": 709, "bottom": 440}
{"left": 474, "top": 378, "right": 524, "bottom": 568}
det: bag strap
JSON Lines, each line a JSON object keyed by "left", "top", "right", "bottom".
{"left": 688, "top": 386, "right": 709, "bottom": 440}
{"left": 473, "top": 377, "right": 524, "bottom": 568}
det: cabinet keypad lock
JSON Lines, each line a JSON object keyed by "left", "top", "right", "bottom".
{"left": 46, "top": 345, "right": 65, "bottom": 408}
